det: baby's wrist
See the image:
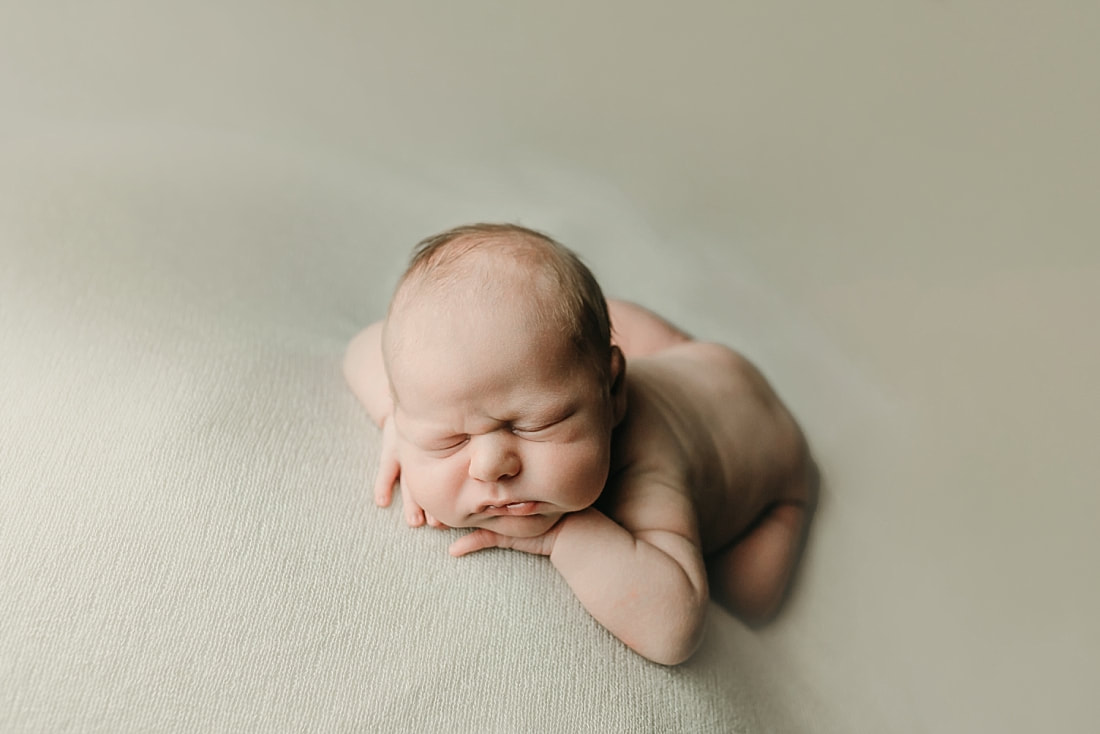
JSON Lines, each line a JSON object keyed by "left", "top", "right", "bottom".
{"left": 548, "top": 508, "right": 598, "bottom": 559}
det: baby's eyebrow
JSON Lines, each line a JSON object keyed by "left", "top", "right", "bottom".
{"left": 396, "top": 413, "right": 463, "bottom": 440}
{"left": 418, "top": 424, "right": 468, "bottom": 441}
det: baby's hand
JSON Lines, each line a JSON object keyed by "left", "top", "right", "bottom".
{"left": 373, "top": 418, "right": 448, "bottom": 529}
{"left": 448, "top": 524, "right": 561, "bottom": 558}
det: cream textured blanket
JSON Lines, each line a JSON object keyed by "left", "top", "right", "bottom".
{"left": 0, "top": 134, "right": 833, "bottom": 733}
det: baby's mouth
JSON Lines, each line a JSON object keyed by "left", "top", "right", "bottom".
{"left": 479, "top": 501, "right": 542, "bottom": 516}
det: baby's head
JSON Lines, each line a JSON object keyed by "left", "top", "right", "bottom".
{"left": 382, "top": 223, "right": 626, "bottom": 537}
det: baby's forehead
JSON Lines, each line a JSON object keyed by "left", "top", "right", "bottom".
{"left": 388, "top": 293, "right": 570, "bottom": 360}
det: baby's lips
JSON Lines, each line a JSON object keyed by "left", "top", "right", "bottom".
{"left": 478, "top": 501, "right": 542, "bottom": 516}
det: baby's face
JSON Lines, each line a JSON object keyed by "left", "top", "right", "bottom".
{"left": 387, "top": 301, "right": 617, "bottom": 538}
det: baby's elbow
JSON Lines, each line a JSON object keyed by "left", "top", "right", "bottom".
{"left": 343, "top": 321, "right": 390, "bottom": 424}
{"left": 637, "top": 601, "right": 708, "bottom": 666}
{"left": 648, "top": 632, "right": 704, "bottom": 667}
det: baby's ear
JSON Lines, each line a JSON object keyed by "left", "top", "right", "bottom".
{"left": 609, "top": 345, "right": 627, "bottom": 426}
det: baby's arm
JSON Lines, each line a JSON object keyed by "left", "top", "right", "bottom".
{"left": 552, "top": 500, "right": 708, "bottom": 665}
{"left": 451, "top": 482, "right": 708, "bottom": 666}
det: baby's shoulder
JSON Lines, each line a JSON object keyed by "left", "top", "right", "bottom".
{"left": 606, "top": 345, "right": 732, "bottom": 506}
{"left": 600, "top": 452, "right": 700, "bottom": 543}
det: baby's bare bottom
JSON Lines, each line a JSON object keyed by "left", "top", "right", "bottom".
{"left": 707, "top": 461, "right": 818, "bottom": 626}
{"left": 608, "top": 299, "right": 691, "bottom": 356}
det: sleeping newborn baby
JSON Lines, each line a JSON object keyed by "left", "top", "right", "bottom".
{"left": 343, "top": 223, "right": 817, "bottom": 665}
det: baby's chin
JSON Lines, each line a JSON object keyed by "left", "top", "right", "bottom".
{"left": 474, "top": 512, "right": 563, "bottom": 538}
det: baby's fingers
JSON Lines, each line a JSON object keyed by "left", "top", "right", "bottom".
{"left": 373, "top": 427, "right": 400, "bottom": 507}
{"left": 373, "top": 453, "right": 399, "bottom": 507}
{"left": 449, "top": 529, "right": 502, "bottom": 557}
{"left": 450, "top": 527, "right": 560, "bottom": 557}
{"left": 401, "top": 490, "right": 427, "bottom": 527}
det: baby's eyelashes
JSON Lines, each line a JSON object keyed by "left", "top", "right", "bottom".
{"left": 511, "top": 412, "right": 573, "bottom": 437}
{"left": 426, "top": 436, "right": 469, "bottom": 453}
{"left": 415, "top": 415, "right": 572, "bottom": 454}
{"left": 511, "top": 424, "right": 549, "bottom": 437}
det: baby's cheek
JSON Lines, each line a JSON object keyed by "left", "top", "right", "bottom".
{"left": 538, "top": 443, "right": 605, "bottom": 505}
{"left": 561, "top": 436, "right": 608, "bottom": 471}
{"left": 570, "top": 444, "right": 612, "bottom": 500}
{"left": 403, "top": 460, "right": 461, "bottom": 515}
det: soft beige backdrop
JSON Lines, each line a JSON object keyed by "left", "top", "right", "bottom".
{"left": 3, "top": 2, "right": 1097, "bottom": 732}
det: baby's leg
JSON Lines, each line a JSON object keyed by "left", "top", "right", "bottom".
{"left": 708, "top": 467, "right": 818, "bottom": 626}
{"left": 607, "top": 299, "right": 692, "bottom": 358}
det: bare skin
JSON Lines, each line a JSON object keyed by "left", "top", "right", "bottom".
{"left": 345, "top": 268, "right": 815, "bottom": 664}
{"left": 604, "top": 301, "right": 817, "bottom": 626}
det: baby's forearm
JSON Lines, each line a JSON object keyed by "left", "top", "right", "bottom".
{"left": 549, "top": 508, "right": 708, "bottom": 665}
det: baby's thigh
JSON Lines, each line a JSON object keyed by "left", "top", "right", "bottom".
{"left": 706, "top": 500, "right": 812, "bottom": 624}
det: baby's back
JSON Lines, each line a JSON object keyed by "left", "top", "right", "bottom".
{"left": 611, "top": 342, "right": 808, "bottom": 554}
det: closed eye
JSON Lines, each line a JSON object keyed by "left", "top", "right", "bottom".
{"left": 512, "top": 413, "right": 572, "bottom": 437}
{"left": 425, "top": 436, "right": 469, "bottom": 453}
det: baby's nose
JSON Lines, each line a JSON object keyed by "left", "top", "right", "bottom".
{"left": 468, "top": 434, "right": 520, "bottom": 482}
